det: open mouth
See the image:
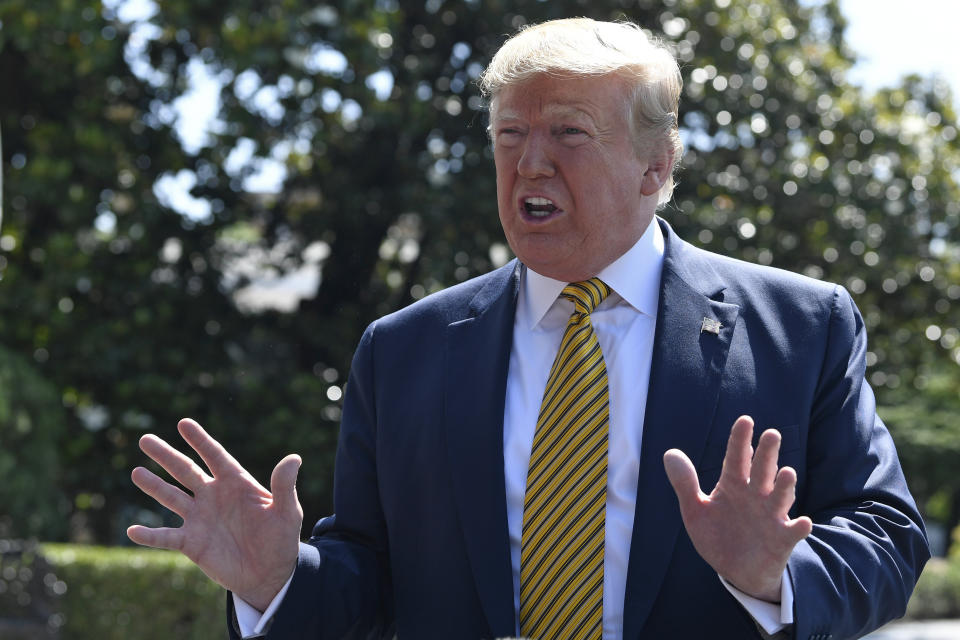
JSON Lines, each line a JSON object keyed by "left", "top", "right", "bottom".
{"left": 523, "top": 196, "right": 559, "bottom": 218}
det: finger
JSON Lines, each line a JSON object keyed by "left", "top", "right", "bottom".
{"left": 663, "top": 448, "right": 705, "bottom": 514}
{"left": 270, "top": 454, "right": 304, "bottom": 517}
{"left": 126, "top": 524, "right": 185, "bottom": 552}
{"left": 139, "top": 433, "right": 211, "bottom": 491}
{"left": 131, "top": 466, "right": 193, "bottom": 517}
{"left": 720, "top": 415, "right": 755, "bottom": 483}
{"left": 749, "top": 429, "right": 782, "bottom": 494}
{"left": 770, "top": 465, "right": 800, "bottom": 515}
{"left": 178, "top": 418, "right": 242, "bottom": 478}
{"left": 785, "top": 515, "right": 814, "bottom": 543}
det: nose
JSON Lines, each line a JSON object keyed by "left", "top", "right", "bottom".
{"left": 517, "top": 132, "right": 555, "bottom": 179}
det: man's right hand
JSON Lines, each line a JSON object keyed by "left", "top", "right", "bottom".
{"left": 127, "top": 418, "right": 303, "bottom": 612}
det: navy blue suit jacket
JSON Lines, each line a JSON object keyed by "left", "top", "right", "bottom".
{"left": 234, "top": 219, "right": 928, "bottom": 640}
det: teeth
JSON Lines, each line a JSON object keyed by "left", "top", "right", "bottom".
{"left": 525, "top": 196, "right": 554, "bottom": 206}
{"left": 523, "top": 196, "right": 558, "bottom": 218}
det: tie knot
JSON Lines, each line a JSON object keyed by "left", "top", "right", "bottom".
{"left": 561, "top": 278, "right": 611, "bottom": 315}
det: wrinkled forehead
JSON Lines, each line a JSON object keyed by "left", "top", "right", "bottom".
{"left": 491, "top": 101, "right": 599, "bottom": 125}
{"left": 488, "top": 72, "right": 631, "bottom": 123}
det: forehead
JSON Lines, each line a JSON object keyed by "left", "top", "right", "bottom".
{"left": 490, "top": 74, "right": 629, "bottom": 123}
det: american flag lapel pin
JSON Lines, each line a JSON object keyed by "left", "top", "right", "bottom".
{"left": 701, "top": 317, "right": 722, "bottom": 335}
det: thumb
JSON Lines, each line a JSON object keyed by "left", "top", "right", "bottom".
{"left": 270, "top": 454, "right": 303, "bottom": 516}
{"left": 663, "top": 448, "right": 703, "bottom": 513}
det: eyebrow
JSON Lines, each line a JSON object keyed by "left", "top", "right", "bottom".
{"left": 492, "top": 102, "right": 599, "bottom": 124}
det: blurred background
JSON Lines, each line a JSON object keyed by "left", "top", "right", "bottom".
{"left": 0, "top": 0, "right": 958, "bottom": 635}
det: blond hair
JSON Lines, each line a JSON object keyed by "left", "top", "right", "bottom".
{"left": 479, "top": 18, "right": 683, "bottom": 205}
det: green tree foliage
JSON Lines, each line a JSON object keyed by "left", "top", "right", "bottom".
{"left": 0, "top": 346, "right": 70, "bottom": 539}
{"left": 882, "top": 365, "right": 960, "bottom": 530}
{"left": 0, "top": 0, "right": 957, "bottom": 543}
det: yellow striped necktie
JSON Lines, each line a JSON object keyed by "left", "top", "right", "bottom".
{"left": 520, "top": 278, "right": 611, "bottom": 640}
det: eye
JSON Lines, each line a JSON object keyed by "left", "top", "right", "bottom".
{"left": 562, "top": 127, "right": 586, "bottom": 136}
{"left": 496, "top": 126, "right": 523, "bottom": 138}
{"left": 494, "top": 127, "right": 522, "bottom": 147}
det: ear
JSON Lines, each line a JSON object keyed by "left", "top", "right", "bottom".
{"left": 640, "top": 144, "right": 674, "bottom": 197}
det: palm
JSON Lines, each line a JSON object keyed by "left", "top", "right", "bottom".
{"left": 179, "top": 466, "right": 297, "bottom": 592}
{"left": 128, "top": 419, "right": 303, "bottom": 610}
{"left": 663, "top": 415, "right": 813, "bottom": 602}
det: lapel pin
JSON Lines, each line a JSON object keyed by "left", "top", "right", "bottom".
{"left": 701, "top": 317, "right": 722, "bottom": 335}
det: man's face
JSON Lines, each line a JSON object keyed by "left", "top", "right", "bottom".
{"left": 491, "top": 73, "right": 664, "bottom": 282}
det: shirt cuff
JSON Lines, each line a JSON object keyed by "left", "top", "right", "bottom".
{"left": 718, "top": 569, "right": 794, "bottom": 635}
{"left": 232, "top": 571, "right": 295, "bottom": 638}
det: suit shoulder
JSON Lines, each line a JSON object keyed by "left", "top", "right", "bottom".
{"left": 372, "top": 260, "right": 518, "bottom": 333}
{"left": 686, "top": 242, "right": 838, "bottom": 298}
{"left": 670, "top": 240, "right": 847, "bottom": 328}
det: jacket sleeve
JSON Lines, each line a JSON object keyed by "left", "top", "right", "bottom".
{"left": 788, "top": 286, "right": 930, "bottom": 640}
{"left": 255, "top": 322, "right": 395, "bottom": 640}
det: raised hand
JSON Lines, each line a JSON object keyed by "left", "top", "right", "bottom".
{"left": 663, "top": 415, "right": 813, "bottom": 602}
{"left": 127, "top": 418, "right": 303, "bottom": 611}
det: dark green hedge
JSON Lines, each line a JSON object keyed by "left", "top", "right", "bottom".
{"left": 904, "top": 526, "right": 960, "bottom": 620}
{"left": 3, "top": 539, "right": 958, "bottom": 638}
{"left": 907, "top": 558, "right": 960, "bottom": 620}
{"left": 44, "top": 544, "right": 225, "bottom": 639}
{"left": 0, "top": 542, "right": 225, "bottom": 639}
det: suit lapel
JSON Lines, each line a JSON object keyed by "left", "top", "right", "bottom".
{"left": 622, "top": 221, "right": 740, "bottom": 638}
{"left": 444, "top": 261, "right": 520, "bottom": 637}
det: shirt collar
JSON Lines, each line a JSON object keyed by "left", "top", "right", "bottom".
{"left": 521, "top": 217, "right": 665, "bottom": 330}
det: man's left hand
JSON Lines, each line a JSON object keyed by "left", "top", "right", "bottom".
{"left": 663, "top": 415, "right": 813, "bottom": 602}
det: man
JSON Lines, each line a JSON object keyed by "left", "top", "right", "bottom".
{"left": 128, "top": 18, "right": 929, "bottom": 640}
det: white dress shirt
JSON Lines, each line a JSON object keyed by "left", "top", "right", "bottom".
{"left": 503, "top": 219, "right": 791, "bottom": 639}
{"left": 236, "top": 219, "right": 792, "bottom": 638}
{"left": 502, "top": 218, "right": 662, "bottom": 640}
